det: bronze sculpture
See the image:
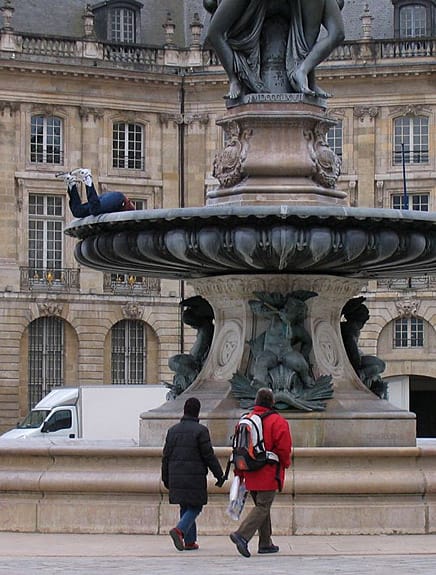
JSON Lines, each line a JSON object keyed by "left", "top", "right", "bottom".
{"left": 204, "top": 0, "right": 345, "bottom": 100}
{"left": 341, "top": 297, "right": 388, "bottom": 399}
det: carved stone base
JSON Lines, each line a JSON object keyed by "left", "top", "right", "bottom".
{"left": 207, "top": 102, "right": 346, "bottom": 206}
{"left": 139, "top": 275, "right": 416, "bottom": 448}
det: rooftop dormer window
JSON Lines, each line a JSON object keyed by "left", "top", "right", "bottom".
{"left": 392, "top": 0, "right": 436, "bottom": 37}
{"left": 92, "top": 0, "right": 143, "bottom": 44}
{"left": 111, "top": 7, "right": 136, "bottom": 43}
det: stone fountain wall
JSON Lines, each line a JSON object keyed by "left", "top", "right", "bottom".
{"left": 1, "top": 441, "right": 435, "bottom": 535}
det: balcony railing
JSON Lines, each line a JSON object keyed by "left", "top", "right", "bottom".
{"left": 103, "top": 273, "right": 161, "bottom": 296}
{"left": 10, "top": 33, "right": 435, "bottom": 71}
{"left": 377, "top": 276, "right": 436, "bottom": 290}
{"left": 21, "top": 34, "right": 77, "bottom": 57}
{"left": 102, "top": 42, "right": 160, "bottom": 65}
{"left": 20, "top": 267, "right": 80, "bottom": 291}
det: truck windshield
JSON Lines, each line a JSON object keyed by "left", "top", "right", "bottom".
{"left": 17, "top": 410, "right": 51, "bottom": 429}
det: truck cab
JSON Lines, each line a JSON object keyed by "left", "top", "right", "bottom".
{"left": 1, "top": 388, "right": 79, "bottom": 440}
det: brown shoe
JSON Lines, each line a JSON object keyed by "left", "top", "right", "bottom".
{"left": 184, "top": 542, "right": 199, "bottom": 550}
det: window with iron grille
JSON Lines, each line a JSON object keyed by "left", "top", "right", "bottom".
{"left": 28, "top": 194, "right": 64, "bottom": 280}
{"left": 28, "top": 316, "right": 65, "bottom": 409}
{"left": 111, "top": 320, "right": 146, "bottom": 384}
{"left": 326, "top": 120, "right": 343, "bottom": 159}
{"left": 391, "top": 193, "right": 429, "bottom": 211}
{"left": 111, "top": 7, "right": 135, "bottom": 43}
{"left": 399, "top": 5, "right": 428, "bottom": 37}
{"left": 30, "top": 115, "right": 63, "bottom": 164}
{"left": 393, "top": 317, "right": 424, "bottom": 348}
{"left": 113, "top": 122, "right": 144, "bottom": 169}
{"left": 393, "top": 116, "right": 429, "bottom": 165}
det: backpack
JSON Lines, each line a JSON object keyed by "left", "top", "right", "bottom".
{"left": 226, "top": 410, "right": 279, "bottom": 475}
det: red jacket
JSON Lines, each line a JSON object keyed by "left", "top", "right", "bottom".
{"left": 237, "top": 406, "right": 292, "bottom": 492}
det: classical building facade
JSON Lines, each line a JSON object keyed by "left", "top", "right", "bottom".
{"left": 0, "top": 0, "right": 434, "bottom": 436}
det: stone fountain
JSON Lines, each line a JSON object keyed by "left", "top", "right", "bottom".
{"left": 65, "top": 4, "right": 436, "bottom": 452}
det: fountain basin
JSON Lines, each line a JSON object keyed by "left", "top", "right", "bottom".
{"left": 65, "top": 205, "right": 436, "bottom": 280}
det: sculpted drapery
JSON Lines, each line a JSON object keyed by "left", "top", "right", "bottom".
{"left": 204, "top": 0, "right": 345, "bottom": 100}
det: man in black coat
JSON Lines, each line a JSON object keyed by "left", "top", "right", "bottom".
{"left": 162, "top": 397, "right": 225, "bottom": 550}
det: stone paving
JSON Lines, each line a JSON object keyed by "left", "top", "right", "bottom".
{"left": 0, "top": 534, "right": 436, "bottom": 575}
{"left": 2, "top": 556, "right": 436, "bottom": 575}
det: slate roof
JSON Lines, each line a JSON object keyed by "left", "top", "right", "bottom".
{"left": 0, "top": 0, "right": 396, "bottom": 47}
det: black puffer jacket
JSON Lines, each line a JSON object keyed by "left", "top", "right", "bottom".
{"left": 161, "top": 415, "right": 223, "bottom": 506}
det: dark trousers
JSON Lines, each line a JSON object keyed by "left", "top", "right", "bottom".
{"left": 235, "top": 490, "right": 276, "bottom": 548}
{"left": 68, "top": 183, "right": 125, "bottom": 217}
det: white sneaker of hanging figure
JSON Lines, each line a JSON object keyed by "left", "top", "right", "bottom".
{"left": 70, "top": 168, "right": 93, "bottom": 185}
{"left": 55, "top": 171, "right": 78, "bottom": 188}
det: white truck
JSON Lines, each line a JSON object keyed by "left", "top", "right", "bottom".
{"left": 0, "top": 385, "right": 168, "bottom": 442}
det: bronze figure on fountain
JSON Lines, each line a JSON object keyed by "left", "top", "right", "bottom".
{"left": 203, "top": 0, "right": 345, "bottom": 102}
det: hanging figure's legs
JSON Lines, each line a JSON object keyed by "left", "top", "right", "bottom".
{"left": 70, "top": 169, "right": 102, "bottom": 215}
{"left": 56, "top": 172, "right": 91, "bottom": 217}
{"left": 71, "top": 169, "right": 128, "bottom": 216}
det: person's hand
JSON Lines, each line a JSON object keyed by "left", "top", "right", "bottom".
{"left": 215, "top": 477, "right": 225, "bottom": 487}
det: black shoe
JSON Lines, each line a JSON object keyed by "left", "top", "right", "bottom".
{"left": 258, "top": 544, "right": 279, "bottom": 554}
{"left": 230, "top": 532, "right": 250, "bottom": 557}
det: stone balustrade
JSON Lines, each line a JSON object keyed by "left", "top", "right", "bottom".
{"left": 1, "top": 441, "right": 436, "bottom": 535}
{"left": 2, "top": 32, "right": 434, "bottom": 72}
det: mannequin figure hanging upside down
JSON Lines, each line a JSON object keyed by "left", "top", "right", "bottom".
{"left": 56, "top": 168, "right": 136, "bottom": 217}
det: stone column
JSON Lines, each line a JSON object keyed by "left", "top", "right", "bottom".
{"left": 0, "top": 102, "right": 19, "bottom": 286}
{"left": 79, "top": 107, "right": 103, "bottom": 178}
{"left": 184, "top": 113, "right": 209, "bottom": 207}
{"left": 354, "top": 106, "right": 379, "bottom": 207}
{"left": 159, "top": 113, "right": 180, "bottom": 209}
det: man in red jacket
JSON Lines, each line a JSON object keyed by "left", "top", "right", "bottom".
{"left": 229, "top": 388, "right": 292, "bottom": 558}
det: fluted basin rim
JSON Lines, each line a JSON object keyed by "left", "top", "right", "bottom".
{"left": 65, "top": 205, "right": 436, "bottom": 239}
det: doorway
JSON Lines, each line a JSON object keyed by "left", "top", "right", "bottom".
{"left": 409, "top": 376, "right": 436, "bottom": 437}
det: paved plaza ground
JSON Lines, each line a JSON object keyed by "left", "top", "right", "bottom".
{"left": 1, "top": 533, "right": 436, "bottom": 574}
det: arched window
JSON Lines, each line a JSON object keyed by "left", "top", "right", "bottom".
{"left": 91, "top": 1, "right": 142, "bottom": 44}
{"left": 112, "top": 122, "right": 144, "bottom": 170}
{"left": 393, "top": 115, "right": 429, "bottom": 164}
{"left": 400, "top": 4, "right": 428, "bottom": 36}
{"left": 111, "top": 319, "right": 146, "bottom": 384}
{"left": 393, "top": 0, "right": 435, "bottom": 38}
{"left": 393, "top": 317, "right": 424, "bottom": 348}
{"left": 28, "top": 316, "right": 65, "bottom": 408}
{"left": 30, "top": 115, "right": 63, "bottom": 164}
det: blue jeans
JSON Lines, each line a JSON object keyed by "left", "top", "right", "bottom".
{"left": 68, "top": 183, "right": 126, "bottom": 217}
{"left": 177, "top": 505, "right": 203, "bottom": 545}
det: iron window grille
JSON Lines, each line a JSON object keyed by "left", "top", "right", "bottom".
{"left": 111, "top": 319, "right": 146, "bottom": 384}
{"left": 28, "top": 316, "right": 65, "bottom": 409}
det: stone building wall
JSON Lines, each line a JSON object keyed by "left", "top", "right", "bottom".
{"left": 0, "top": 1, "right": 434, "bottom": 434}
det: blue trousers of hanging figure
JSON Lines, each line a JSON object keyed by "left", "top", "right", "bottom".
{"left": 177, "top": 505, "right": 203, "bottom": 545}
{"left": 68, "top": 182, "right": 127, "bottom": 217}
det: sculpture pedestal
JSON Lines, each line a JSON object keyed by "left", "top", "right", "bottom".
{"left": 207, "top": 99, "right": 347, "bottom": 206}
{"left": 139, "top": 274, "right": 415, "bottom": 448}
